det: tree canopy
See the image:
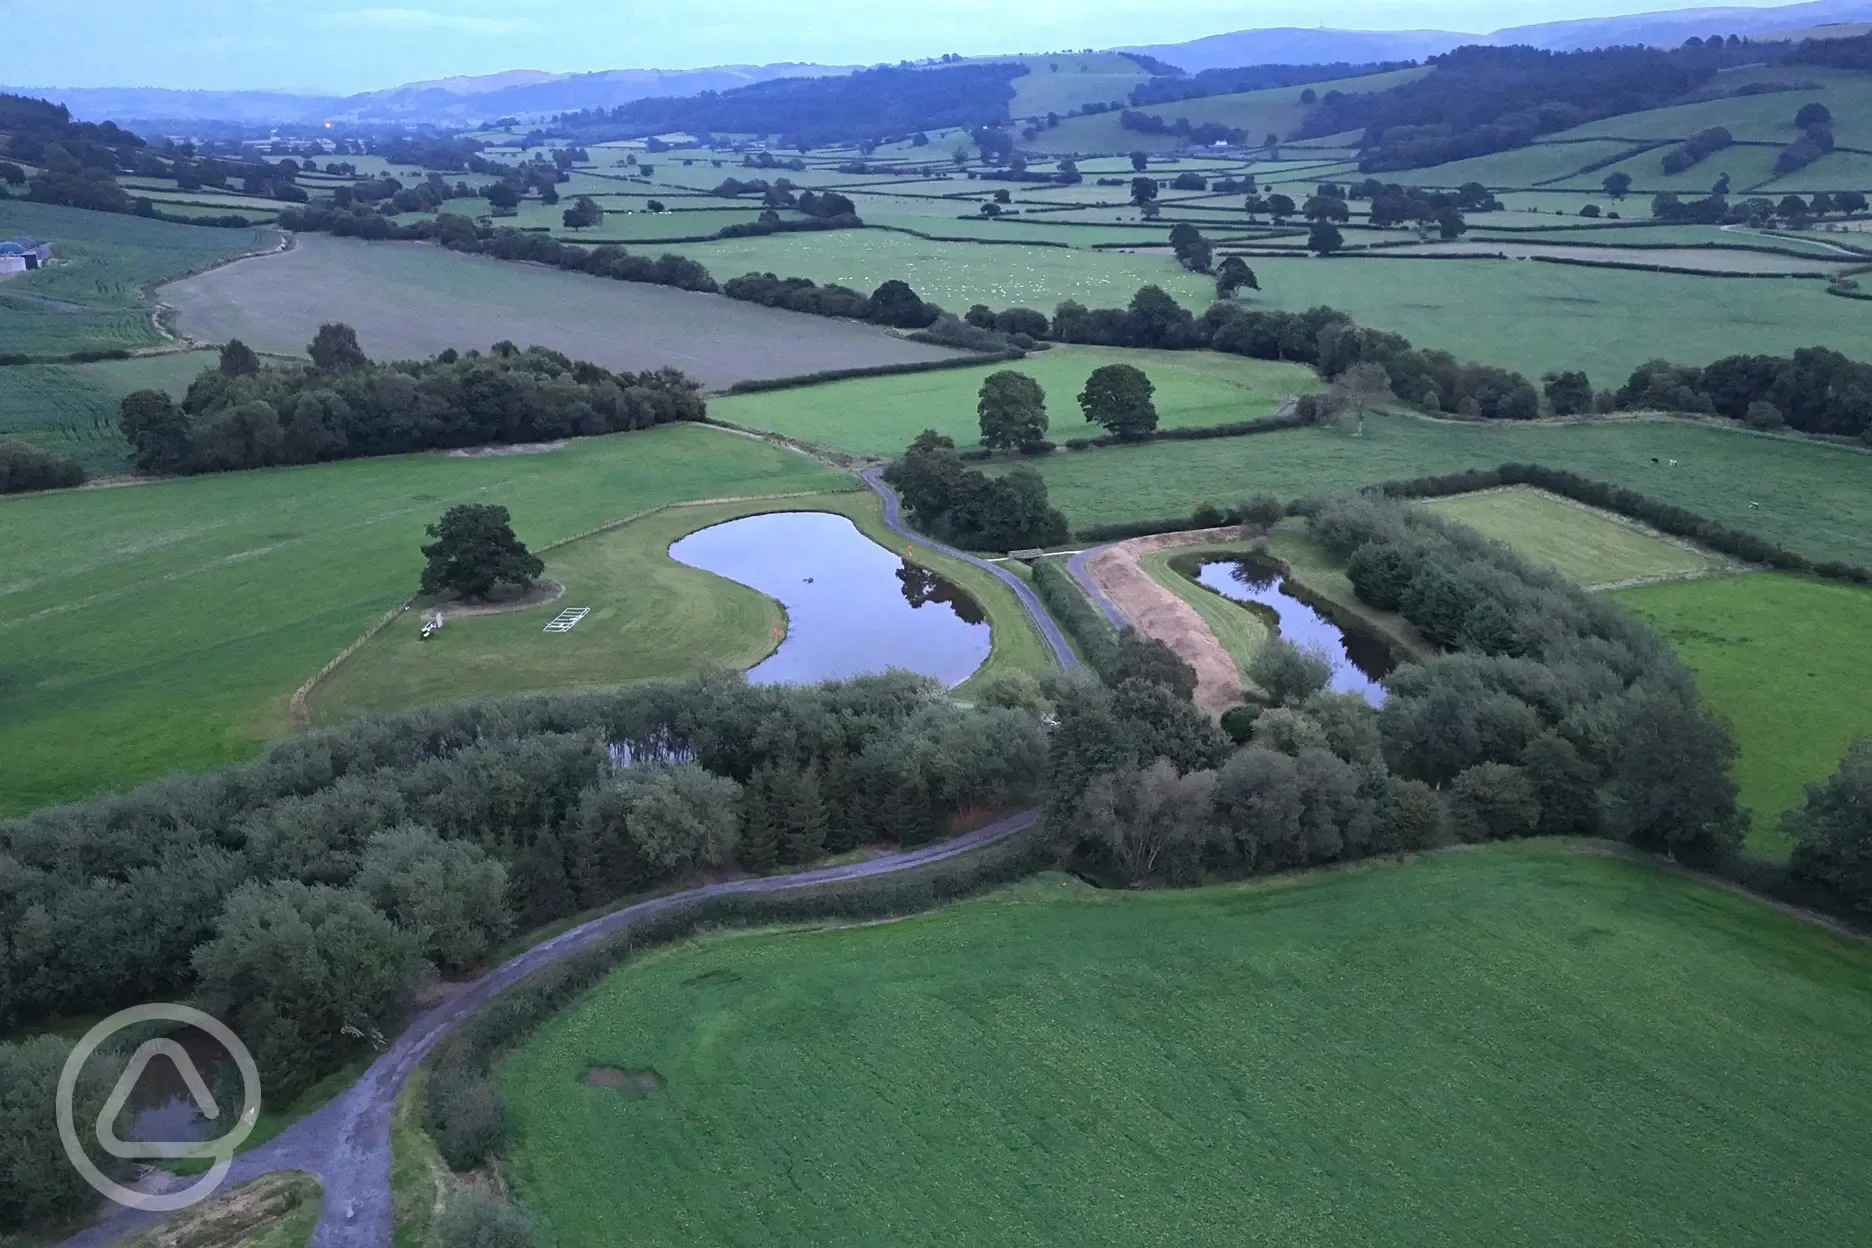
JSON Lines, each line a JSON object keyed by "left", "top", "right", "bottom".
{"left": 419, "top": 503, "right": 546, "bottom": 601}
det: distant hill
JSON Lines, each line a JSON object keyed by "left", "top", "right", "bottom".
{"left": 1128, "top": 0, "right": 1872, "bottom": 74}
{"left": 1492, "top": 0, "right": 1872, "bottom": 50}
{"left": 1121, "top": 28, "right": 1476, "bottom": 73}
{"left": 9, "top": 62, "right": 857, "bottom": 128}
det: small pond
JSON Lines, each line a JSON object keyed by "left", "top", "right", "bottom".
{"left": 120, "top": 1026, "right": 233, "bottom": 1144}
{"left": 669, "top": 512, "right": 991, "bottom": 687}
{"left": 1193, "top": 557, "right": 1394, "bottom": 705}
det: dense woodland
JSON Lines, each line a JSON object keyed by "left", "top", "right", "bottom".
{"left": 1047, "top": 494, "right": 1744, "bottom": 887}
{"left": 118, "top": 334, "right": 706, "bottom": 475}
{"left": 0, "top": 675, "right": 1040, "bottom": 1150}
{"left": 1614, "top": 347, "right": 1872, "bottom": 440}
{"left": 1295, "top": 42, "right": 1786, "bottom": 170}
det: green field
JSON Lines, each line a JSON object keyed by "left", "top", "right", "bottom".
{"left": 160, "top": 233, "right": 964, "bottom": 388}
{"left": 498, "top": 846, "right": 1872, "bottom": 1247}
{"left": 1235, "top": 254, "right": 1872, "bottom": 383}
{"left": 712, "top": 347, "right": 1319, "bottom": 454}
{"left": 0, "top": 201, "right": 275, "bottom": 357}
{"left": 0, "top": 350, "right": 217, "bottom": 473}
{"left": 0, "top": 423, "right": 850, "bottom": 814}
{"left": 1003, "top": 412, "right": 1872, "bottom": 569}
{"left": 311, "top": 489, "right": 1053, "bottom": 723}
{"left": 1421, "top": 487, "right": 1729, "bottom": 588}
{"left": 1616, "top": 573, "right": 1872, "bottom": 854}
{"left": 670, "top": 228, "right": 1217, "bottom": 313}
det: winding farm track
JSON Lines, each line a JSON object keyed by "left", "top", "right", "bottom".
{"left": 58, "top": 814, "right": 1038, "bottom": 1248}
{"left": 860, "top": 468, "right": 1079, "bottom": 672}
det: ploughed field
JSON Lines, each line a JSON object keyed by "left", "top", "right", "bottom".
{"left": 158, "top": 233, "right": 964, "bottom": 388}
{"left": 497, "top": 847, "right": 1872, "bottom": 1247}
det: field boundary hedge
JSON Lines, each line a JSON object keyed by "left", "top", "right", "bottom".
{"left": 721, "top": 350, "right": 1024, "bottom": 395}
{"left": 418, "top": 822, "right": 1049, "bottom": 1167}
{"left": 1527, "top": 255, "right": 1829, "bottom": 279}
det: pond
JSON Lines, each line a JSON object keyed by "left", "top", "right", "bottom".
{"left": 669, "top": 512, "right": 991, "bottom": 687}
{"left": 1192, "top": 557, "right": 1395, "bottom": 705}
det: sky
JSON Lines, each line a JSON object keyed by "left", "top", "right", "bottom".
{"left": 2, "top": 0, "right": 1817, "bottom": 94}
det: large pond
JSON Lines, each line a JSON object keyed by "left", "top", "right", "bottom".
{"left": 1193, "top": 557, "right": 1394, "bottom": 705}
{"left": 669, "top": 512, "right": 991, "bottom": 687}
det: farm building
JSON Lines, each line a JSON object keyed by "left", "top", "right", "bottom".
{"left": 0, "top": 236, "right": 52, "bottom": 275}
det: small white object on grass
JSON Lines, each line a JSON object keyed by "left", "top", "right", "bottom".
{"left": 544, "top": 607, "right": 592, "bottom": 633}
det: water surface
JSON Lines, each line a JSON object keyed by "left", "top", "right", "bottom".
{"left": 1194, "top": 558, "right": 1393, "bottom": 705}
{"left": 669, "top": 512, "right": 990, "bottom": 686}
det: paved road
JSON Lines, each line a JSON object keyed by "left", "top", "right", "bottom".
{"left": 861, "top": 468, "right": 1079, "bottom": 672}
{"left": 1065, "top": 545, "right": 1127, "bottom": 630}
{"left": 59, "top": 813, "right": 1038, "bottom": 1248}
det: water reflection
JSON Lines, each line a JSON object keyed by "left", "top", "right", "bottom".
{"left": 1194, "top": 557, "right": 1394, "bottom": 705}
{"left": 669, "top": 512, "right": 991, "bottom": 687}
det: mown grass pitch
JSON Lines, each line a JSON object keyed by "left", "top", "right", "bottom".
{"left": 1615, "top": 573, "right": 1872, "bottom": 855}
{"left": 1001, "top": 413, "right": 1872, "bottom": 570}
{"left": 497, "top": 846, "right": 1872, "bottom": 1247}
{"left": 312, "top": 489, "right": 1054, "bottom": 724}
{"left": 711, "top": 346, "right": 1319, "bottom": 455}
{"left": 0, "top": 424, "right": 850, "bottom": 814}
{"left": 1421, "top": 487, "right": 1727, "bottom": 588}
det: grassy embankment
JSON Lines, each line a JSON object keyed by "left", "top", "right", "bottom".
{"left": 0, "top": 423, "right": 848, "bottom": 814}
{"left": 495, "top": 844, "right": 1872, "bottom": 1247}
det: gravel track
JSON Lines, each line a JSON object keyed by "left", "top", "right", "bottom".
{"left": 57, "top": 813, "right": 1038, "bottom": 1248}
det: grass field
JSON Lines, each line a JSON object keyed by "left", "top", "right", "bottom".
{"left": 312, "top": 488, "right": 1053, "bottom": 723}
{"left": 1235, "top": 253, "right": 1872, "bottom": 382}
{"left": 0, "top": 201, "right": 275, "bottom": 357}
{"left": 1615, "top": 573, "right": 1872, "bottom": 854}
{"left": 0, "top": 350, "right": 217, "bottom": 473}
{"left": 711, "top": 347, "right": 1319, "bottom": 454}
{"left": 670, "top": 228, "right": 1217, "bottom": 312}
{"left": 1421, "top": 487, "right": 1729, "bottom": 588}
{"left": 1001, "top": 413, "right": 1872, "bottom": 569}
{"left": 0, "top": 424, "right": 850, "bottom": 814}
{"left": 160, "top": 233, "right": 963, "bottom": 388}
{"left": 497, "top": 846, "right": 1872, "bottom": 1247}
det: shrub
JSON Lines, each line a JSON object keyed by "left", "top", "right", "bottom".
{"left": 433, "top": 1189, "right": 545, "bottom": 1248}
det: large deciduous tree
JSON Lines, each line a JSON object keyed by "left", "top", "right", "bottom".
{"left": 977, "top": 370, "right": 1049, "bottom": 450}
{"left": 419, "top": 504, "right": 545, "bottom": 600}
{"left": 1078, "top": 363, "right": 1158, "bottom": 439}
{"left": 307, "top": 322, "right": 369, "bottom": 371}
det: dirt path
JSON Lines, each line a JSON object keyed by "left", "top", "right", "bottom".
{"left": 1081, "top": 529, "right": 1246, "bottom": 716}
{"left": 53, "top": 815, "right": 1037, "bottom": 1248}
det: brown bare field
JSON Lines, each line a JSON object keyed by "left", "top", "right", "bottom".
{"left": 160, "top": 233, "right": 962, "bottom": 387}
{"left": 1084, "top": 528, "right": 1246, "bottom": 715}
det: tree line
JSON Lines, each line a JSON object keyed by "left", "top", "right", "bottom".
{"left": 1612, "top": 346, "right": 1872, "bottom": 442}
{"left": 0, "top": 439, "right": 85, "bottom": 494}
{"left": 0, "top": 670, "right": 1043, "bottom": 1232}
{"left": 117, "top": 331, "right": 705, "bottom": 476}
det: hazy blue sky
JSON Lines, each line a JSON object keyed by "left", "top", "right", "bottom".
{"left": 4, "top": 0, "right": 1807, "bottom": 93}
